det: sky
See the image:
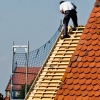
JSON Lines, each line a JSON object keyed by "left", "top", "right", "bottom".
{"left": 0, "top": 0, "right": 95, "bottom": 96}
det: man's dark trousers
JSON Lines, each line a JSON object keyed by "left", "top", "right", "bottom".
{"left": 63, "top": 9, "right": 78, "bottom": 37}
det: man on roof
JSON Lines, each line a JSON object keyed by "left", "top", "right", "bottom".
{"left": 60, "top": 1, "right": 78, "bottom": 39}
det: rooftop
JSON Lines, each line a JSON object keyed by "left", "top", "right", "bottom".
{"left": 6, "top": 67, "right": 40, "bottom": 91}
{"left": 55, "top": 0, "right": 100, "bottom": 100}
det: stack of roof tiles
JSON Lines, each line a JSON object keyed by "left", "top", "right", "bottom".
{"left": 54, "top": 0, "right": 100, "bottom": 100}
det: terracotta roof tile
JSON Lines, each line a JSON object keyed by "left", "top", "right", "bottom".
{"left": 90, "top": 29, "right": 96, "bottom": 35}
{"left": 85, "top": 23, "right": 91, "bottom": 29}
{"left": 91, "top": 68, "right": 97, "bottom": 74}
{"left": 95, "top": 51, "right": 100, "bottom": 56}
{"left": 69, "top": 95, "right": 77, "bottom": 100}
{"left": 92, "top": 79, "right": 98, "bottom": 86}
{"left": 57, "top": 89, "right": 63, "bottom": 95}
{"left": 71, "top": 55, "right": 78, "bottom": 62}
{"left": 79, "top": 79, "right": 86, "bottom": 85}
{"left": 80, "top": 33, "right": 87, "bottom": 40}
{"left": 91, "top": 73, "right": 98, "bottom": 80}
{"left": 88, "top": 91, "right": 94, "bottom": 97}
{"left": 88, "top": 18, "right": 95, "bottom": 23}
{"left": 72, "top": 68, "right": 78, "bottom": 73}
{"left": 93, "top": 85, "right": 99, "bottom": 91}
{"left": 94, "top": 90, "right": 100, "bottom": 97}
{"left": 96, "top": 17, "right": 100, "bottom": 24}
{"left": 85, "top": 79, "right": 92, "bottom": 85}
{"left": 78, "top": 40, "right": 85, "bottom": 45}
{"left": 63, "top": 89, "right": 70, "bottom": 96}
{"left": 83, "top": 68, "right": 91, "bottom": 74}
{"left": 93, "top": 45, "right": 99, "bottom": 51}
{"left": 95, "top": 57, "right": 100, "bottom": 62}
{"left": 77, "top": 56, "right": 82, "bottom": 62}
{"left": 65, "top": 67, "right": 72, "bottom": 73}
{"left": 79, "top": 73, "right": 85, "bottom": 79}
{"left": 85, "top": 40, "right": 92, "bottom": 46}
{"left": 82, "top": 91, "right": 88, "bottom": 97}
{"left": 85, "top": 33, "right": 92, "bottom": 40}
{"left": 81, "top": 44, "right": 87, "bottom": 51}
{"left": 82, "top": 56, "right": 88, "bottom": 62}
{"left": 58, "top": 95, "right": 64, "bottom": 100}
{"left": 73, "top": 73, "right": 79, "bottom": 79}
{"left": 80, "top": 85, "right": 86, "bottom": 91}
{"left": 91, "top": 39, "right": 98, "bottom": 45}
{"left": 76, "top": 45, "right": 82, "bottom": 50}
{"left": 92, "top": 34, "right": 98, "bottom": 40}
{"left": 66, "top": 73, "right": 73, "bottom": 79}
{"left": 61, "top": 75, "right": 66, "bottom": 82}
{"left": 64, "top": 96, "right": 70, "bottom": 100}
{"left": 77, "top": 62, "right": 83, "bottom": 68}
{"left": 74, "top": 50, "right": 80, "bottom": 56}
{"left": 89, "top": 62, "right": 96, "bottom": 68}
{"left": 87, "top": 56, "right": 94, "bottom": 62}
{"left": 83, "top": 29, "right": 89, "bottom": 34}
{"left": 97, "top": 68, "right": 100, "bottom": 74}
{"left": 98, "top": 41, "right": 100, "bottom": 45}
{"left": 85, "top": 73, "right": 91, "bottom": 79}
{"left": 73, "top": 78, "right": 79, "bottom": 85}
{"left": 66, "top": 79, "right": 73, "bottom": 85}
{"left": 91, "top": 24, "right": 97, "bottom": 29}
{"left": 96, "top": 80, "right": 100, "bottom": 85}
{"left": 67, "top": 84, "right": 74, "bottom": 90}
{"left": 74, "top": 84, "right": 80, "bottom": 91}
{"left": 54, "top": 0, "right": 100, "bottom": 99}
{"left": 96, "top": 62, "right": 100, "bottom": 68}
{"left": 69, "top": 90, "right": 75, "bottom": 96}
{"left": 93, "top": 6, "right": 99, "bottom": 13}
{"left": 87, "top": 45, "right": 93, "bottom": 51}
{"left": 82, "top": 96, "right": 89, "bottom": 100}
{"left": 76, "top": 96, "right": 83, "bottom": 100}
{"left": 90, "top": 12, "right": 95, "bottom": 18}
{"left": 78, "top": 68, "right": 84, "bottom": 74}
{"left": 79, "top": 51, "right": 86, "bottom": 57}
{"left": 83, "top": 62, "right": 89, "bottom": 68}
{"left": 97, "top": 24, "right": 100, "bottom": 29}
{"left": 75, "top": 90, "right": 82, "bottom": 96}
{"left": 87, "top": 85, "right": 93, "bottom": 91}
{"left": 62, "top": 84, "right": 68, "bottom": 89}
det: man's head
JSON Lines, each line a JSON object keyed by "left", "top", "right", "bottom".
{"left": 60, "top": 1, "right": 65, "bottom": 4}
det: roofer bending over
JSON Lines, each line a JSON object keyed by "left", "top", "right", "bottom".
{"left": 60, "top": 1, "right": 78, "bottom": 39}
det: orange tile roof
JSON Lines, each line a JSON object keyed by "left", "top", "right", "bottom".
{"left": 54, "top": 0, "right": 100, "bottom": 100}
{"left": 6, "top": 67, "right": 40, "bottom": 91}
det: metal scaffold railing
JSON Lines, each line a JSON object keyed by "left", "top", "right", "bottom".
{"left": 13, "top": 25, "right": 63, "bottom": 71}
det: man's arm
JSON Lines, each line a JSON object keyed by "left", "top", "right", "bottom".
{"left": 60, "top": 10, "right": 65, "bottom": 14}
{"left": 60, "top": 4, "right": 64, "bottom": 14}
{"left": 71, "top": 2, "right": 77, "bottom": 9}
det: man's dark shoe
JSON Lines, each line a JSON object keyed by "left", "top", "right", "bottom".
{"left": 69, "top": 27, "right": 76, "bottom": 32}
{"left": 61, "top": 35, "right": 70, "bottom": 39}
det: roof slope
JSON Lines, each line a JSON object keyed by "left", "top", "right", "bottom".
{"left": 6, "top": 67, "right": 40, "bottom": 91}
{"left": 25, "top": 26, "right": 84, "bottom": 99}
{"left": 54, "top": 0, "right": 100, "bottom": 100}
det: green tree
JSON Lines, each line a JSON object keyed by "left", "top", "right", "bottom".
{"left": 18, "top": 84, "right": 30, "bottom": 99}
{"left": 18, "top": 77, "right": 36, "bottom": 99}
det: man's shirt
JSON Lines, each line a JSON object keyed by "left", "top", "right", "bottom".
{"left": 60, "top": 1, "right": 75, "bottom": 12}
